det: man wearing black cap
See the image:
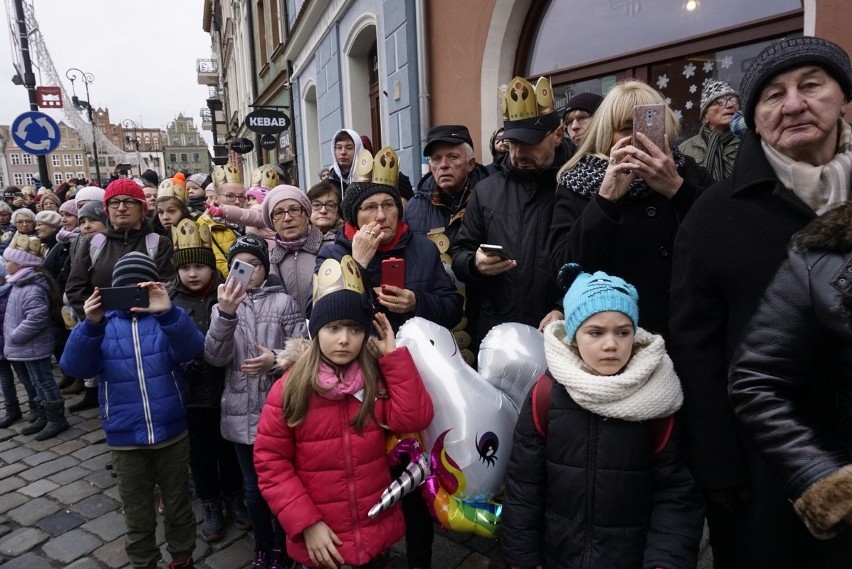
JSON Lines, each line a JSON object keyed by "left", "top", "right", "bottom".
{"left": 404, "top": 125, "right": 491, "bottom": 241}
{"left": 670, "top": 36, "right": 852, "bottom": 568}
{"left": 562, "top": 92, "right": 603, "bottom": 146}
{"left": 450, "top": 77, "right": 569, "bottom": 342}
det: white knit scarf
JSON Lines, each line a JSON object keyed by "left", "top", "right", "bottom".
{"left": 762, "top": 120, "right": 852, "bottom": 215}
{"left": 543, "top": 321, "right": 683, "bottom": 422}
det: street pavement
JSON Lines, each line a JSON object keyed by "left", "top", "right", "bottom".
{"left": 0, "top": 375, "right": 712, "bottom": 569}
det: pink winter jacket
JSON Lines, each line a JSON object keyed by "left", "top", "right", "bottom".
{"left": 254, "top": 347, "right": 434, "bottom": 567}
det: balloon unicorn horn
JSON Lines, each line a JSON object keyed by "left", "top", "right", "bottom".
{"left": 368, "top": 445, "right": 429, "bottom": 519}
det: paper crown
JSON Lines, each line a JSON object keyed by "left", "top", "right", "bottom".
{"left": 500, "top": 76, "right": 555, "bottom": 121}
{"left": 352, "top": 146, "right": 399, "bottom": 187}
{"left": 171, "top": 218, "right": 212, "bottom": 251}
{"left": 249, "top": 165, "right": 280, "bottom": 189}
{"left": 9, "top": 232, "right": 45, "bottom": 257}
{"left": 312, "top": 255, "right": 366, "bottom": 302}
{"left": 158, "top": 174, "right": 187, "bottom": 203}
{"left": 212, "top": 162, "right": 242, "bottom": 186}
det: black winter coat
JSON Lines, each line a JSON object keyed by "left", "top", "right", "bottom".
{"left": 450, "top": 142, "right": 570, "bottom": 339}
{"left": 169, "top": 278, "right": 227, "bottom": 409}
{"left": 729, "top": 203, "right": 852, "bottom": 564}
{"left": 549, "top": 154, "right": 712, "bottom": 337}
{"left": 502, "top": 382, "right": 703, "bottom": 569}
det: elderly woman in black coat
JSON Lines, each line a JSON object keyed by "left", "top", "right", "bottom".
{"left": 548, "top": 80, "right": 713, "bottom": 338}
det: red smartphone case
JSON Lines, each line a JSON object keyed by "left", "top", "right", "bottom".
{"left": 381, "top": 257, "right": 406, "bottom": 289}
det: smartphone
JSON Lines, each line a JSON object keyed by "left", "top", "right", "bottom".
{"left": 632, "top": 103, "right": 666, "bottom": 154}
{"left": 228, "top": 259, "right": 254, "bottom": 289}
{"left": 480, "top": 244, "right": 511, "bottom": 261}
{"left": 100, "top": 286, "right": 150, "bottom": 311}
{"left": 381, "top": 257, "right": 406, "bottom": 289}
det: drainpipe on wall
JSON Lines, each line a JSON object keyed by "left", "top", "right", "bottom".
{"left": 415, "top": 0, "right": 430, "bottom": 177}
{"left": 246, "top": 0, "right": 261, "bottom": 164}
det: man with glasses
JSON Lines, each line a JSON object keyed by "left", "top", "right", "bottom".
{"left": 199, "top": 166, "right": 245, "bottom": 276}
{"left": 451, "top": 76, "right": 570, "bottom": 344}
{"left": 679, "top": 80, "right": 742, "bottom": 181}
{"left": 326, "top": 129, "right": 364, "bottom": 196}
{"left": 562, "top": 92, "right": 603, "bottom": 147}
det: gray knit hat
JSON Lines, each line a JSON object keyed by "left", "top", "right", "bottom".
{"left": 112, "top": 252, "right": 159, "bottom": 286}
{"left": 699, "top": 81, "right": 738, "bottom": 119}
{"left": 78, "top": 201, "right": 108, "bottom": 226}
{"left": 740, "top": 36, "right": 852, "bottom": 129}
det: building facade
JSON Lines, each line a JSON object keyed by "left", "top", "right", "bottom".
{"left": 199, "top": 0, "right": 850, "bottom": 188}
{"left": 164, "top": 114, "right": 211, "bottom": 175}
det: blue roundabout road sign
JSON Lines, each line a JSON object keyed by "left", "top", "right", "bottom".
{"left": 11, "top": 111, "right": 61, "bottom": 156}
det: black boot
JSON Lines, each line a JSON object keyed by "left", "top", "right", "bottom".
{"left": 36, "top": 399, "right": 69, "bottom": 440}
{"left": 26, "top": 399, "right": 39, "bottom": 423}
{"left": 21, "top": 399, "right": 46, "bottom": 435}
{"left": 68, "top": 387, "right": 98, "bottom": 412}
{"left": 0, "top": 402, "right": 22, "bottom": 428}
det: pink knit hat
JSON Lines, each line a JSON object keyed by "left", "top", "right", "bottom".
{"left": 59, "top": 199, "right": 78, "bottom": 217}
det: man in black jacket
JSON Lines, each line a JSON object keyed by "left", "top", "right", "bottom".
{"left": 450, "top": 76, "right": 566, "bottom": 342}
{"left": 669, "top": 36, "right": 852, "bottom": 569}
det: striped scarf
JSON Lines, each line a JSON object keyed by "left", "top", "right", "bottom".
{"left": 763, "top": 120, "right": 852, "bottom": 215}
{"left": 700, "top": 125, "right": 737, "bottom": 182}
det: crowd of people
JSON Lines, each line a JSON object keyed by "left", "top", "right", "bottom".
{"left": 1, "top": 35, "right": 851, "bottom": 569}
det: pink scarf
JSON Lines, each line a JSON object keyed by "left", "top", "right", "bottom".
{"left": 317, "top": 360, "right": 365, "bottom": 400}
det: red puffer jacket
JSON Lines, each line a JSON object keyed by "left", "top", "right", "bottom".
{"left": 254, "top": 347, "right": 434, "bottom": 567}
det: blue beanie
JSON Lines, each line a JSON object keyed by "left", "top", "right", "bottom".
{"left": 559, "top": 264, "right": 639, "bottom": 342}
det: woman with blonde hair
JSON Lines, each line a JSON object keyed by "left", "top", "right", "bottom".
{"left": 548, "top": 80, "right": 713, "bottom": 337}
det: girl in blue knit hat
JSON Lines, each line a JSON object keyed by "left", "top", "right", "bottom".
{"left": 501, "top": 264, "right": 704, "bottom": 569}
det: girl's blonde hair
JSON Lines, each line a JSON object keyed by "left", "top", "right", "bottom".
{"left": 282, "top": 321, "right": 385, "bottom": 432}
{"left": 559, "top": 80, "right": 680, "bottom": 177}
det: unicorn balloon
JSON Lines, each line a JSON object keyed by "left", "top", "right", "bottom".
{"left": 368, "top": 317, "right": 546, "bottom": 538}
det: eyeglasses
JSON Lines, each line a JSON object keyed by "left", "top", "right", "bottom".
{"left": 218, "top": 192, "right": 246, "bottom": 202}
{"left": 311, "top": 201, "right": 339, "bottom": 212}
{"left": 14, "top": 219, "right": 34, "bottom": 225}
{"left": 359, "top": 200, "right": 397, "bottom": 215}
{"left": 564, "top": 112, "right": 592, "bottom": 125}
{"left": 712, "top": 95, "right": 739, "bottom": 108}
{"left": 107, "top": 198, "right": 143, "bottom": 209}
{"left": 271, "top": 206, "right": 305, "bottom": 221}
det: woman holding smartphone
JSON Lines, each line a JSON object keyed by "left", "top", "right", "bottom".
{"left": 548, "top": 80, "right": 713, "bottom": 338}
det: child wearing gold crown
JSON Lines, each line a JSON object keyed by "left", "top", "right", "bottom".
{"left": 254, "top": 256, "right": 434, "bottom": 569}
{"left": 2, "top": 232, "right": 67, "bottom": 440}
{"left": 154, "top": 173, "right": 193, "bottom": 238}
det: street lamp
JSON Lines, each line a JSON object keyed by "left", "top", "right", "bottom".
{"left": 65, "top": 68, "right": 101, "bottom": 185}
{"left": 121, "top": 119, "right": 142, "bottom": 177}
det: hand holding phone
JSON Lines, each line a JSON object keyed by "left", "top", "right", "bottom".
{"left": 228, "top": 259, "right": 255, "bottom": 290}
{"left": 632, "top": 104, "right": 666, "bottom": 155}
{"left": 480, "top": 244, "right": 511, "bottom": 261}
{"left": 381, "top": 258, "right": 406, "bottom": 290}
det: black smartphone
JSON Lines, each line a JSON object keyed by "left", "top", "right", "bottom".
{"left": 480, "top": 244, "right": 511, "bottom": 261}
{"left": 100, "top": 286, "right": 150, "bottom": 311}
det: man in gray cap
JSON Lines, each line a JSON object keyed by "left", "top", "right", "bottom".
{"left": 679, "top": 80, "right": 742, "bottom": 181}
{"left": 670, "top": 36, "right": 852, "bottom": 569}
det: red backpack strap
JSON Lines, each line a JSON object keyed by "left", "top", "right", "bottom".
{"left": 649, "top": 415, "right": 675, "bottom": 454}
{"left": 531, "top": 373, "right": 553, "bottom": 438}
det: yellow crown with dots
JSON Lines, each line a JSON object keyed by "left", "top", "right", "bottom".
{"left": 352, "top": 146, "right": 399, "bottom": 187}
{"left": 158, "top": 177, "right": 187, "bottom": 203}
{"left": 312, "top": 255, "right": 366, "bottom": 303}
{"left": 249, "top": 165, "right": 280, "bottom": 189}
{"left": 9, "top": 232, "right": 45, "bottom": 257}
{"left": 500, "top": 76, "right": 555, "bottom": 121}
{"left": 212, "top": 162, "right": 242, "bottom": 187}
{"left": 171, "top": 218, "right": 212, "bottom": 251}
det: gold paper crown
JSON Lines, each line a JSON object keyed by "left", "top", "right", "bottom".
{"left": 158, "top": 177, "right": 187, "bottom": 203}
{"left": 9, "top": 232, "right": 45, "bottom": 257}
{"left": 212, "top": 162, "right": 242, "bottom": 186}
{"left": 171, "top": 218, "right": 212, "bottom": 251}
{"left": 249, "top": 166, "right": 280, "bottom": 189}
{"left": 312, "top": 255, "right": 366, "bottom": 304}
{"left": 500, "top": 76, "right": 555, "bottom": 121}
{"left": 352, "top": 146, "right": 399, "bottom": 187}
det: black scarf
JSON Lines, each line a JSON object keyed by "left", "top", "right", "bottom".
{"left": 559, "top": 147, "right": 687, "bottom": 203}
{"left": 700, "top": 125, "right": 736, "bottom": 182}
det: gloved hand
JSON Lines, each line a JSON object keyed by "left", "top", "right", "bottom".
{"left": 707, "top": 483, "right": 753, "bottom": 516}
{"left": 206, "top": 203, "right": 224, "bottom": 218}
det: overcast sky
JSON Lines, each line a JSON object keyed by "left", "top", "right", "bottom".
{"left": 0, "top": 0, "right": 214, "bottom": 146}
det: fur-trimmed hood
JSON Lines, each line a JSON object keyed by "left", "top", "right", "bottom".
{"left": 793, "top": 201, "right": 852, "bottom": 252}
{"left": 275, "top": 337, "right": 313, "bottom": 372}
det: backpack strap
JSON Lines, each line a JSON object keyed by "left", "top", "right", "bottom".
{"left": 649, "top": 415, "right": 675, "bottom": 454}
{"left": 531, "top": 373, "right": 553, "bottom": 438}
{"left": 145, "top": 232, "right": 159, "bottom": 260}
{"left": 88, "top": 233, "right": 107, "bottom": 266}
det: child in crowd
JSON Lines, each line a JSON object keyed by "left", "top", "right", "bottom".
{"left": 168, "top": 219, "right": 249, "bottom": 542}
{"left": 60, "top": 252, "right": 203, "bottom": 569}
{"left": 254, "top": 256, "right": 434, "bottom": 569}
{"left": 3, "top": 232, "right": 66, "bottom": 440}
{"left": 0, "top": 260, "right": 38, "bottom": 428}
{"left": 204, "top": 235, "right": 307, "bottom": 569}
{"left": 501, "top": 264, "right": 704, "bottom": 569}
{"left": 156, "top": 174, "right": 192, "bottom": 236}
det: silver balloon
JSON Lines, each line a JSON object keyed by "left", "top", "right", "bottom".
{"left": 478, "top": 323, "right": 547, "bottom": 415}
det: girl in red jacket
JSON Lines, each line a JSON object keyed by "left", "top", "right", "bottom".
{"left": 254, "top": 256, "right": 434, "bottom": 569}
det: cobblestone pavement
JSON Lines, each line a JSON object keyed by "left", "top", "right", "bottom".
{"left": 0, "top": 377, "right": 712, "bottom": 569}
